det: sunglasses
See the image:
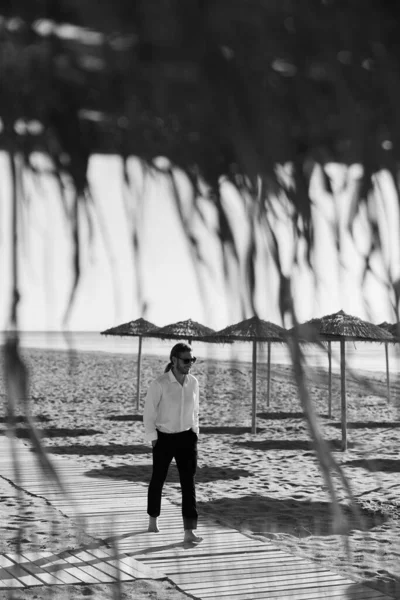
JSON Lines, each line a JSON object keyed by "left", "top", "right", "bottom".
{"left": 176, "top": 356, "right": 197, "bottom": 364}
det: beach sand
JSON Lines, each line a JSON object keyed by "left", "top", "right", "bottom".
{"left": 1, "top": 347, "right": 400, "bottom": 599}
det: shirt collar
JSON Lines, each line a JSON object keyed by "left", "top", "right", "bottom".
{"left": 168, "top": 369, "right": 187, "bottom": 385}
{"left": 168, "top": 370, "right": 176, "bottom": 383}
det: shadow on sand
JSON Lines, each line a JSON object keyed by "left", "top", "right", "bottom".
{"left": 257, "top": 411, "right": 305, "bottom": 420}
{"left": 107, "top": 414, "right": 143, "bottom": 422}
{"left": 12, "top": 427, "right": 103, "bottom": 439}
{"left": 342, "top": 458, "right": 400, "bottom": 473}
{"left": 43, "top": 443, "right": 151, "bottom": 456}
{"left": 84, "top": 463, "right": 251, "bottom": 484}
{"left": 200, "top": 426, "right": 267, "bottom": 435}
{"left": 235, "top": 438, "right": 356, "bottom": 451}
{"left": 327, "top": 421, "right": 400, "bottom": 429}
{"left": 0, "top": 414, "right": 51, "bottom": 424}
{"left": 345, "top": 582, "right": 398, "bottom": 599}
{"left": 197, "top": 493, "right": 387, "bottom": 538}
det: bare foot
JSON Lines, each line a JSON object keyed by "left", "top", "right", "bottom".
{"left": 148, "top": 517, "right": 160, "bottom": 532}
{"left": 184, "top": 530, "right": 203, "bottom": 544}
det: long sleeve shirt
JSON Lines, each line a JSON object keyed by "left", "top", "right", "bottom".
{"left": 143, "top": 370, "right": 200, "bottom": 442}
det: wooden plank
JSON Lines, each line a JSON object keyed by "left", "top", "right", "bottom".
{"left": 73, "top": 551, "right": 136, "bottom": 582}
{"left": 105, "top": 554, "right": 166, "bottom": 581}
{"left": 60, "top": 551, "right": 116, "bottom": 583}
{"left": 75, "top": 514, "right": 183, "bottom": 524}
{"left": 1, "top": 554, "right": 46, "bottom": 587}
{"left": 171, "top": 554, "right": 323, "bottom": 569}
{"left": 142, "top": 555, "right": 307, "bottom": 570}
{"left": 141, "top": 545, "right": 302, "bottom": 559}
{"left": 133, "top": 543, "right": 278, "bottom": 560}
{"left": 19, "top": 552, "right": 87, "bottom": 585}
{"left": 92, "top": 523, "right": 224, "bottom": 537}
{"left": 28, "top": 487, "right": 141, "bottom": 496}
{"left": 0, "top": 560, "right": 25, "bottom": 589}
{"left": 54, "top": 506, "right": 147, "bottom": 516}
{"left": 185, "top": 579, "right": 386, "bottom": 599}
{"left": 138, "top": 551, "right": 298, "bottom": 566}
{"left": 59, "top": 494, "right": 158, "bottom": 501}
{"left": 83, "top": 547, "right": 165, "bottom": 580}
{"left": 21, "top": 492, "right": 139, "bottom": 501}
{"left": 127, "top": 545, "right": 271, "bottom": 560}
{"left": 129, "top": 533, "right": 268, "bottom": 550}
{"left": 51, "top": 499, "right": 147, "bottom": 507}
{"left": 3, "top": 472, "right": 124, "bottom": 478}
{"left": 77, "top": 517, "right": 181, "bottom": 527}
{"left": 67, "top": 549, "right": 129, "bottom": 582}
{"left": 58, "top": 510, "right": 144, "bottom": 520}
{"left": 164, "top": 561, "right": 334, "bottom": 578}
{"left": 174, "top": 571, "right": 342, "bottom": 590}
{"left": 0, "top": 574, "right": 25, "bottom": 589}
{"left": 9, "top": 552, "right": 76, "bottom": 586}
{"left": 118, "top": 530, "right": 265, "bottom": 545}
{"left": 183, "top": 571, "right": 352, "bottom": 592}
{"left": 144, "top": 548, "right": 313, "bottom": 563}
{"left": 53, "top": 505, "right": 147, "bottom": 512}
{"left": 36, "top": 552, "right": 102, "bottom": 584}
{"left": 15, "top": 547, "right": 132, "bottom": 588}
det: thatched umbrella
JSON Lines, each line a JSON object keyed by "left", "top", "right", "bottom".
{"left": 290, "top": 310, "right": 394, "bottom": 451}
{"left": 386, "top": 322, "right": 400, "bottom": 339}
{"left": 145, "top": 318, "right": 216, "bottom": 345}
{"left": 101, "top": 318, "right": 159, "bottom": 409}
{"left": 201, "top": 316, "right": 287, "bottom": 433}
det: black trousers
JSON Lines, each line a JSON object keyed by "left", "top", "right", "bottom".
{"left": 147, "top": 429, "right": 198, "bottom": 530}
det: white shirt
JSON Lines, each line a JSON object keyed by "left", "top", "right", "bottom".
{"left": 143, "top": 370, "right": 200, "bottom": 442}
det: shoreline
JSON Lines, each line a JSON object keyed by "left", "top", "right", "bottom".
{"left": 13, "top": 342, "right": 397, "bottom": 377}
{"left": 2, "top": 328, "right": 398, "bottom": 374}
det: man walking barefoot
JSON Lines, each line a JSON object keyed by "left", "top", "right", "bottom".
{"left": 144, "top": 342, "right": 203, "bottom": 544}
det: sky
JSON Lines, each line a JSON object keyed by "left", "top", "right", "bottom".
{"left": 1, "top": 152, "right": 399, "bottom": 332}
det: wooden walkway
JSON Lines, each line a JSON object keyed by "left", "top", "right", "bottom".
{"left": 0, "top": 436, "right": 394, "bottom": 599}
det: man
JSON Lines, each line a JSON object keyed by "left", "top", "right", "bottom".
{"left": 143, "top": 342, "right": 202, "bottom": 544}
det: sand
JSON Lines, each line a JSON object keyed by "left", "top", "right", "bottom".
{"left": 1, "top": 347, "right": 400, "bottom": 599}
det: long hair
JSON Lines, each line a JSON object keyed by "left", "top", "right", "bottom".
{"left": 164, "top": 342, "right": 192, "bottom": 372}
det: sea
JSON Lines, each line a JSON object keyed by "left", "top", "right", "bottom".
{"left": 0, "top": 330, "right": 398, "bottom": 373}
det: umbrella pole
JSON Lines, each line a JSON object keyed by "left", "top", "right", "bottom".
{"left": 385, "top": 342, "right": 390, "bottom": 403}
{"left": 136, "top": 336, "right": 143, "bottom": 410}
{"left": 252, "top": 340, "right": 257, "bottom": 434}
{"left": 267, "top": 342, "right": 271, "bottom": 407}
{"left": 340, "top": 340, "right": 347, "bottom": 451}
{"left": 328, "top": 341, "right": 332, "bottom": 418}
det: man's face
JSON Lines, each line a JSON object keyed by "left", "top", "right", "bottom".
{"left": 173, "top": 351, "right": 196, "bottom": 375}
